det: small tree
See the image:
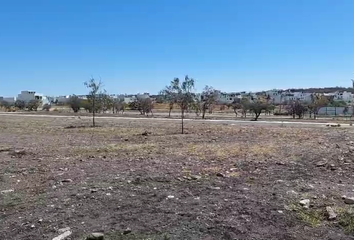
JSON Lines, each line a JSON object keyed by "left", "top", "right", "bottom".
{"left": 287, "top": 101, "right": 307, "bottom": 119}
{"left": 100, "top": 90, "right": 113, "bottom": 113}
{"left": 231, "top": 99, "right": 242, "bottom": 117}
{"left": 240, "top": 98, "right": 250, "bottom": 118}
{"left": 201, "top": 86, "right": 217, "bottom": 119}
{"left": 162, "top": 75, "right": 195, "bottom": 134}
{"left": 248, "top": 101, "right": 269, "bottom": 121}
{"left": 160, "top": 88, "right": 177, "bottom": 117}
{"left": 84, "top": 78, "right": 102, "bottom": 127}
{"left": 140, "top": 98, "right": 154, "bottom": 116}
{"left": 27, "top": 100, "right": 40, "bottom": 111}
{"left": 15, "top": 100, "right": 26, "bottom": 110}
{"left": 310, "top": 94, "right": 329, "bottom": 119}
{"left": 113, "top": 98, "right": 125, "bottom": 114}
{"left": 191, "top": 95, "right": 202, "bottom": 117}
{"left": 68, "top": 95, "right": 81, "bottom": 113}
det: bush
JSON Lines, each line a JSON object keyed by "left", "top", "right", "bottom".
{"left": 274, "top": 112, "right": 291, "bottom": 116}
{"left": 42, "top": 104, "right": 51, "bottom": 111}
{"left": 68, "top": 95, "right": 81, "bottom": 113}
{"left": 27, "top": 100, "right": 40, "bottom": 111}
{"left": 15, "top": 100, "right": 26, "bottom": 110}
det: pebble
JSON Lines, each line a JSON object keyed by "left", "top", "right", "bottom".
{"left": 326, "top": 206, "right": 337, "bottom": 220}
{"left": 299, "top": 199, "right": 310, "bottom": 209}
{"left": 86, "top": 232, "right": 104, "bottom": 240}
{"left": 166, "top": 195, "right": 175, "bottom": 199}
{"left": 58, "top": 227, "right": 71, "bottom": 234}
{"left": 123, "top": 228, "right": 132, "bottom": 235}
{"left": 342, "top": 195, "right": 354, "bottom": 204}
{"left": 61, "top": 179, "right": 73, "bottom": 183}
{"left": 0, "top": 189, "right": 14, "bottom": 194}
{"left": 53, "top": 230, "right": 72, "bottom": 240}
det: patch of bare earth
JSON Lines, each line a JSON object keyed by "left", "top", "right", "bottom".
{"left": 1, "top": 115, "right": 354, "bottom": 240}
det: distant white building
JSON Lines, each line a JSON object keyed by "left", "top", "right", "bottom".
{"left": 332, "top": 91, "right": 354, "bottom": 103}
{"left": 136, "top": 93, "right": 150, "bottom": 100}
{"left": 1, "top": 97, "right": 15, "bottom": 104}
{"left": 17, "top": 91, "right": 36, "bottom": 103}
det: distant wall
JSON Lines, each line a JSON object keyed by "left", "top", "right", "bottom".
{"left": 318, "top": 106, "right": 353, "bottom": 115}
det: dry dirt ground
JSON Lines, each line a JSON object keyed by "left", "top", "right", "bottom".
{"left": 1, "top": 115, "right": 354, "bottom": 240}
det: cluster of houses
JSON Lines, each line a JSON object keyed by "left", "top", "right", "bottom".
{"left": 213, "top": 89, "right": 354, "bottom": 105}
{"left": 0, "top": 91, "right": 151, "bottom": 106}
{"left": 1, "top": 89, "right": 354, "bottom": 108}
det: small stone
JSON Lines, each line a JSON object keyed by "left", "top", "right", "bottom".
{"left": 86, "top": 232, "right": 104, "bottom": 240}
{"left": 316, "top": 160, "right": 327, "bottom": 167}
{"left": 58, "top": 227, "right": 71, "bottom": 234}
{"left": 166, "top": 195, "right": 175, "bottom": 199}
{"left": 299, "top": 199, "right": 310, "bottom": 209}
{"left": 123, "top": 228, "right": 132, "bottom": 235}
{"left": 53, "top": 230, "right": 72, "bottom": 240}
{"left": 278, "top": 210, "right": 284, "bottom": 214}
{"left": 106, "top": 193, "right": 111, "bottom": 196}
{"left": 190, "top": 175, "right": 202, "bottom": 180}
{"left": 61, "top": 179, "right": 73, "bottom": 183}
{"left": 210, "top": 187, "right": 221, "bottom": 190}
{"left": 343, "top": 196, "right": 354, "bottom": 204}
{"left": 38, "top": 219, "right": 43, "bottom": 223}
{"left": 216, "top": 173, "right": 226, "bottom": 178}
{"left": 0, "top": 189, "right": 14, "bottom": 194}
{"left": 90, "top": 189, "right": 98, "bottom": 193}
{"left": 326, "top": 206, "right": 337, "bottom": 220}
{"left": 31, "top": 224, "right": 35, "bottom": 228}
{"left": 329, "top": 164, "right": 336, "bottom": 171}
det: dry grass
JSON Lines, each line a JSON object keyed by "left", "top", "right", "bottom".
{"left": 73, "top": 142, "right": 158, "bottom": 156}
{"left": 185, "top": 142, "right": 278, "bottom": 160}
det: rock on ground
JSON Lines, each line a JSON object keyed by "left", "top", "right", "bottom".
{"left": 326, "top": 206, "right": 337, "bottom": 220}
{"left": 52, "top": 231, "right": 72, "bottom": 240}
{"left": 86, "top": 232, "right": 104, "bottom": 240}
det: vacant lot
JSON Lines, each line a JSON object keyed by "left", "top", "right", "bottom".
{"left": 1, "top": 115, "right": 354, "bottom": 240}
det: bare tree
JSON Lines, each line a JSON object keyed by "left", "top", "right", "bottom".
{"left": 201, "top": 86, "right": 217, "bottom": 119}
{"left": 287, "top": 101, "right": 307, "bottom": 119}
{"left": 162, "top": 75, "right": 195, "bottom": 134}
{"left": 84, "top": 78, "right": 102, "bottom": 127}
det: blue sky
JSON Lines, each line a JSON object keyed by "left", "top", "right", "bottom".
{"left": 0, "top": 0, "right": 353, "bottom": 96}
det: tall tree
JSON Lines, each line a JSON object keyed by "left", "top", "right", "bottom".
{"left": 201, "top": 86, "right": 218, "bottom": 119}
{"left": 162, "top": 76, "right": 195, "bottom": 134}
{"left": 84, "top": 78, "right": 102, "bottom": 127}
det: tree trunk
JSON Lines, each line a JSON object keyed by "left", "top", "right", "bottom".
{"left": 169, "top": 108, "right": 172, "bottom": 117}
{"left": 233, "top": 109, "right": 238, "bottom": 117}
{"left": 92, "top": 99, "right": 95, "bottom": 127}
{"left": 254, "top": 112, "right": 261, "bottom": 121}
{"left": 202, "top": 106, "right": 206, "bottom": 119}
{"left": 181, "top": 109, "right": 184, "bottom": 134}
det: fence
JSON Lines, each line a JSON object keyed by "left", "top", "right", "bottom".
{"left": 318, "top": 107, "right": 352, "bottom": 116}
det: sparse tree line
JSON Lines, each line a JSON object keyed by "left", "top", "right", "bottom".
{"left": 1, "top": 76, "right": 350, "bottom": 132}
{"left": 0, "top": 99, "right": 51, "bottom": 112}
